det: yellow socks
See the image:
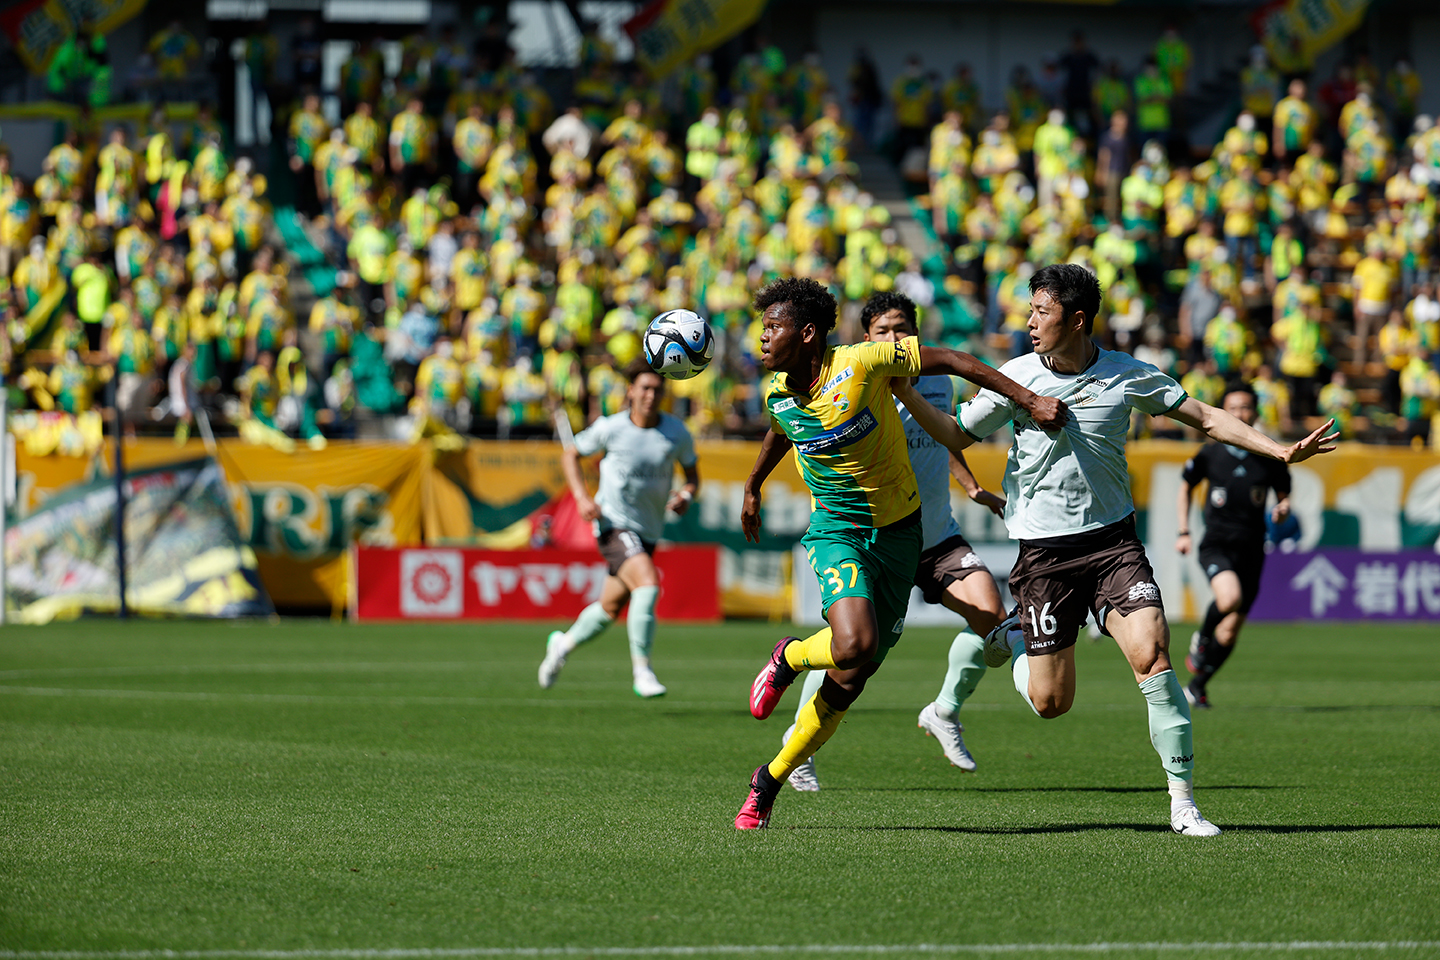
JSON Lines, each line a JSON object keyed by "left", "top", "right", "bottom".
{"left": 783, "top": 628, "right": 838, "bottom": 671}
{"left": 768, "top": 688, "right": 847, "bottom": 780}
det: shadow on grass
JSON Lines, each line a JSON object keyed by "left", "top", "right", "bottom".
{"left": 824, "top": 785, "right": 1293, "bottom": 793}
{"left": 790, "top": 823, "right": 1440, "bottom": 835}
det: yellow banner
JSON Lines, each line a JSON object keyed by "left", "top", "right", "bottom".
{"left": 13, "top": 438, "right": 1439, "bottom": 617}
{"left": 14, "top": 438, "right": 428, "bottom": 610}
{"left": 627, "top": 0, "right": 768, "bottom": 78}
{"left": 1259, "top": 0, "right": 1372, "bottom": 74}
{"left": 0, "top": 101, "right": 197, "bottom": 123}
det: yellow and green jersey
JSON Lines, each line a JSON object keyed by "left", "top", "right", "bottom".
{"left": 764, "top": 336, "right": 922, "bottom": 530}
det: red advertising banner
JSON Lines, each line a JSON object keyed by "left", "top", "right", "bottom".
{"left": 350, "top": 546, "right": 721, "bottom": 622}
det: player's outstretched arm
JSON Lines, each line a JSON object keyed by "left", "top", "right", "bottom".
{"left": 1169, "top": 398, "right": 1339, "bottom": 464}
{"left": 742, "top": 429, "right": 792, "bottom": 543}
{"left": 916, "top": 344, "right": 1067, "bottom": 430}
{"left": 892, "top": 377, "right": 975, "bottom": 455}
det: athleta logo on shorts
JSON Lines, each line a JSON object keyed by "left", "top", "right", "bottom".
{"left": 892, "top": 617, "right": 905, "bottom": 634}
{"left": 960, "top": 552, "right": 983, "bottom": 568}
{"left": 1128, "top": 581, "right": 1161, "bottom": 603}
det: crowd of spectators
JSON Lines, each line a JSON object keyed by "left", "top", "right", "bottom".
{"left": 905, "top": 32, "right": 1440, "bottom": 445}
{"left": 2, "top": 18, "right": 1439, "bottom": 454}
{"left": 2, "top": 22, "right": 934, "bottom": 452}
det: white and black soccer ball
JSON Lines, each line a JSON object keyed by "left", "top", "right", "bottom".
{"left": 643, "top": 309, "right": 715, "bottom": 381}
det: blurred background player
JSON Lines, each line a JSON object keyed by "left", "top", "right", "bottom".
{"left": 538, "top": 359, "right": 699, "bottom": 699}
{"left": 893, "top": 263, "right": 1336, "bottom": 837}
{"left": 735, "top": 277, "right": 1063, "bottom": 829}
{"left": 782, "top": 290, "right": 1008, "bottom": 792}
{"left": 1176, "top": 384, "right": 1292, "bottom": 709}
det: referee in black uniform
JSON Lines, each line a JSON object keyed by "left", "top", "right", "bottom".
{"left": 1176, "top": 384, "right": 1292, "bottom": 709}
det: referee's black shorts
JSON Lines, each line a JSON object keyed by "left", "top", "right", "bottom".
{"left": 1197, "top": 539, "right": 1266, "bottom": 615}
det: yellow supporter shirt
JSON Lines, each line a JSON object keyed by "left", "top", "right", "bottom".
{"left": 763, "top": 335, "right": 923, "bottom": 529}
{"left": 1352, "top": 257, "right": 1393, "bottom": 305}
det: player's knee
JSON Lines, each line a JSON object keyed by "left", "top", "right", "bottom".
{"left": 1034, "top": 694, "right": 1070, "bottom": 719}
{"left": 830, "top": 627, "right": 878, "bottom": 669}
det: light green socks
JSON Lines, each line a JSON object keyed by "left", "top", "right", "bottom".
{"left": 564, "top": 601, "right": 613, "bottom": 650}
{"left": 933, "top": 629, "right": 987, "bottom": 722}
{"left": 793, "top": 666, "right": 827, "bottom": 724}
{"left": 1140, "top": 669, "right": 1194, "bottom": 782}
{"left": 627, "top": 586, "right": 660, "bottom": 662}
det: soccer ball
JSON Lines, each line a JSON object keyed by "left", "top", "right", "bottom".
{"left": 643, "top": 309, "right": 715, "bottom": 381}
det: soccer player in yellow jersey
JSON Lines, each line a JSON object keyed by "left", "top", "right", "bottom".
{"left": 734, "top": 277, "right": 1065, "bottom": 829}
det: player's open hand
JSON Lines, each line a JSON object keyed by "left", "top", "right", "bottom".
{"left": 741, "top": 488, "right": 762, "bottom": 544}
{"left": 576, "top": 495, "right": 602, "bottom": 522}
{"left": 972, "top": 488, "right": 1006, "bottom": 517}
{"left": 1283, "top": 418, "right": 1339, "bottom": 464}
{"left": 1024, "top": 394, "right": 1068, "bottom": 431}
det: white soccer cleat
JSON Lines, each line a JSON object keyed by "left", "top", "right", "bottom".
{"left": 983, "top": 613, "right": 1023, "bottom": 668}
{"left": 917, "top": 702, "right": 976, "bottom": 771}
{"left": 632, "top": 666, "right": 667, "bottom": 699}
{"left": 538, "top": 630, "right": 571, "bottom": 689}
{"left": 1171, "top": 801, "right": 1222, "bottom": 837}
{"left": 782, "top": 724, "right": 820, "bottom": 792}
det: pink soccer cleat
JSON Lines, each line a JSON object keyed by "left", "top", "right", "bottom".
{"left": 734, "top": 765, "right": 782, "bottom": 830}
{"left": 749, "top": 636, "right": 801, "bottom": 720}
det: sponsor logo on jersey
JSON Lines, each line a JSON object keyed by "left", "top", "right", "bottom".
{"left": 793, "top": 407, "right": 879, "bottom": 455}
{"left": 819, "top": 366, "right": 854, "bottom": 394}
{"left": 1128, "top": 581, "right": 1161, "bottom": 603}
{"left": 773, "top": 397, "right": 798, "bottom": 413}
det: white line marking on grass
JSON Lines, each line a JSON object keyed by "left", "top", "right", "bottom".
{"left": 3, "top": 944, "right": 1439, "bottom": 958}
{"left": 0, "top": 663, "right": 485, "bottom": 681}
{"left": 0, "top": 685, "right": 742, "bottom": 709}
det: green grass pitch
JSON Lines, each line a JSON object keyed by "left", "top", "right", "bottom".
{"left": 1, "top": 618, "right": 1438, "bottom": 959}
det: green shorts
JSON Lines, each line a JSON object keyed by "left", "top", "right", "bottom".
{"left": 802, "top": 510, "right": 922, "bottom": 665}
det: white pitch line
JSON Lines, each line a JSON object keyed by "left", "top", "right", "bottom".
{"left": 0, "top": 663, "right": 485, "bottom": 681}
{"left": 0, "top": 685, "right": 743, "bottom": 709}
{"left": 2, "top": 944, "right": 1439, "bottom": 958}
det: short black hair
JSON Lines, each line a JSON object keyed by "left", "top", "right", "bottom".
{"left": 753, "top": 277, "right": 836, "bottom": 336}
{"left": 625, "top": 357, "right": 665, "bottom": 384}
{"left": 860, "top": 291, "right": 917, "bottom": 332}
{"left": 1222, "top": 381, "right": 1257, "bottom": 405}
{"left": 1029, "top": 263, "right": 1102, "bottom": 335}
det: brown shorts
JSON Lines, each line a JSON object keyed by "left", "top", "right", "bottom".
{"left": 1008, "top": 517, "right": 1162, "bottom": 655}
{"left": 597, "top": 527, "right": 656, "bottom": 576}
{"left": 915, "top": 534, "right": 989, "bottom": 604}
